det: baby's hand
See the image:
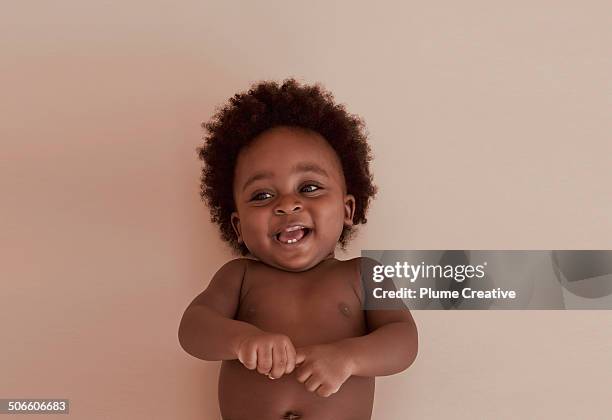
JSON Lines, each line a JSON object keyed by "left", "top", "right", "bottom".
{"left": 295, "top": 343, "right": 354, "bottom": 398}
{"left": 236, "top": 332, "right": 297, "bottom": 379}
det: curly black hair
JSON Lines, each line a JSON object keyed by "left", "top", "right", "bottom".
{"left": 197, "top": 78, "right": 377, "bottom": 256}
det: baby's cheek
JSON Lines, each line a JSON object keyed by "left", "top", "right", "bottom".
{"left": 320, "top": 204, "right": 344, "bottom": 226}
{"left": 243, "top": 222, "right": 267, "bottom": 243}
{"left": 335, "top": 208, "right": 349, "bottom": 233}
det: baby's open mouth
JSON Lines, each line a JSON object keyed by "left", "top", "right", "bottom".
{"left": 275, "top": 226, "right": 312, "bottom": 244}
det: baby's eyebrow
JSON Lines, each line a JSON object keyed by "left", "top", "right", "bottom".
{"left": 242, "top": 162, "right": 329, "bottom": 192}
{"left": 242, "top": 171, "right": 274, "bottom": 192}
{"left": 292, "top": 162, "right": 329, "bottom": 178}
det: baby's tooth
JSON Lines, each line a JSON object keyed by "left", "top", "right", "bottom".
{"left": 280, "top": 236, "right": 302, "bottom": 244}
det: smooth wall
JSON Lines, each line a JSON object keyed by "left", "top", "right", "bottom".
{"left": 2, "top": 1, "right": 611, "bottom": 419}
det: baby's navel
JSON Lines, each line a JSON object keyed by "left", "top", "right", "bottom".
{"left": 338, "top": 302, "right": 352, "bottom": 318}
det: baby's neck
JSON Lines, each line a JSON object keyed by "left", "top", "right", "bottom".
{"left": 245, "top": 251, "right": 337, "bottom": 270}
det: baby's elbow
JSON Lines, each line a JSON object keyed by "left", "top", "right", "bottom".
{"left": 177, "top": 315, "right": 194, "bottom": 355}
{"left": 405, "top": 340, "right": 418, "bottom": 371}
{"left": 178, "top": 309, "right": 204, "bottom": 358}
{"left": 400, "top": 320, "right": 419, "bottom": 371}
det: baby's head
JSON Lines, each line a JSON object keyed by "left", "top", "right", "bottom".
{"left": 198, "top": 78, "right": 376, "bottom": 271}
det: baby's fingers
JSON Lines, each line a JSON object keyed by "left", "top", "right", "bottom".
{"left": 295, "top": 347, "right": 308, "bottom": 366}
{"left": 268, "top": 344, "right": 287, "bottom": 379}
{"left": 295, "top": 364, "right": 312, "bottom": 384}
{"left": 304, "top": 375, "right": 322, "bottom": 393}
{"left": 285, "top": 342, "right": 296, "bottom": 374}
{"left": 256, "top": 344, "right": 273, "bottom": 375}
{"left": 238, "top": 345, "right": 257, "bottom": 370}
{"left": 316, "top": 384, "right": 339, "bottom": 398}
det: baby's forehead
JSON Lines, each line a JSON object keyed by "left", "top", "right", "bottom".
{"left": 233, "top": 126, "right": 347, "bottom": 187}
{"left": 239, "top": 126, "right": 343, "bottom": 168}
{"left": 245, "top": 126, "right": 330, "bottom": 151}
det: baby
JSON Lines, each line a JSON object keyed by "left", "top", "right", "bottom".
{"left": 178, "top": 79, "right": 418, "bottom": 420}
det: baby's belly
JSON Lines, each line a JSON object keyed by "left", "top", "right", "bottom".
{"left": 219, "top": 360, "right": 374, "bottom": 420}
{"left": 224, "top": 276, "right": 371, "bottom": 419}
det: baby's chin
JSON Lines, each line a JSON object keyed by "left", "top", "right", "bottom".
{"left": 260, "top": 256, "right": 321, "bottom": 272}
{"left": 247, "top": 250, "right": 332, "bottom": 272}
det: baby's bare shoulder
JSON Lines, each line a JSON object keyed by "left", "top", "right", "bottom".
{"left": 218, "top": 257, "right": 250, "bottom": 272}
{"left": 182, "top": 258, "right": 250, "bottom": 318}
{"left": 323, "top": 257, "right": 361, "bottom": 270}
{"left": 321, "top": 258, "right": 366, "bottom": 303}
{"left": 332, "top": 257, "right": 380, "bottom": 279}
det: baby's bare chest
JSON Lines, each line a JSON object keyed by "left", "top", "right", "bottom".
{"left": 236, "top": 269, "right": 366, "bottom": 346}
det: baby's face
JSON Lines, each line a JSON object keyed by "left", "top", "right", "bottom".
{"left": 231, "top": 126, "right": 355, "bottom": 272}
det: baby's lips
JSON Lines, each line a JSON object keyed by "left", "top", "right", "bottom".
{"left": 278, "top": 227, "right": 306, "bottom": 243}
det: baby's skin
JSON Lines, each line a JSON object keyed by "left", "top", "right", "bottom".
{"left": 179, "top": 126, "right": 418, "bottom": 420}
{"left": 193, "top": 257, "right": 376, "bottom": 420}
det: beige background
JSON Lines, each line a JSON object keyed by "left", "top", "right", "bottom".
{"left": 2, "top": 1, "right": 611, "bottom": 419}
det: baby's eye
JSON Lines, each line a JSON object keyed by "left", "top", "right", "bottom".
{"left": 301, "top": 184, "right": 321, "bottom": 193}
{"left": 250, "top": 191, "right": 273, "bottom": 201}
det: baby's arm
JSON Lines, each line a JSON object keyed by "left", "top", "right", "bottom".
{"left": 340, "top": 256, "right": 418, "bottom": 375}
{"left": 332, "top": 308, "right": 417, "bottom": 377}
{"left": 295, "top": 258, "right": 418, "bottom": 397}
{"left": 178, "top": 259, "right": 257, "bottom": 360}
{"left": 178, "top": 259, "right": 296, "bottom": 378}
{"left": 295, "top": 310, "right": 417, "bottom": 397}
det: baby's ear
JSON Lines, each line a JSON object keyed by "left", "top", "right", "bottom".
{"left": 343, "top": 194, "right": 356, "bottom": 227}
{"left": 230, "top": 212, "right": 243, "bottom": 244}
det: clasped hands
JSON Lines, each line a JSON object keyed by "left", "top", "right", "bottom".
{"left": 236, "top": 332, "right": 353, "bottom": 398}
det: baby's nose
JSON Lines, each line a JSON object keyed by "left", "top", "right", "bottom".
{"left": 274, "top": 195, "right": 303, "bottom": 215}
